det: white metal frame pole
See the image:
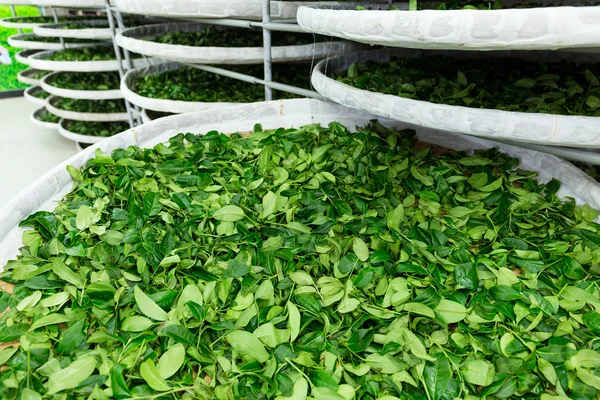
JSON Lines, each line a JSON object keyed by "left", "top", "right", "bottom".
{"left": 114, "top": 9, "right": 142, "bottom": 125}
{"left": 262, "top": 0, "right": 273, "bottom": 101}
{"left": 9, "top": 5, "right": 22, "bottom": 34}
{"left": 105, "top": 2, "right": 136, "bottom": 128}
{"left": 51, "top": 8, "right": 66, "bottom": 49}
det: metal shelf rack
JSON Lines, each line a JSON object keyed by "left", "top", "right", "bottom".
{"left": 106, "top": 0, "right": 369, "bottom": 125}
{"left": 106, "top": 1, "right": 600, "bottom": 166}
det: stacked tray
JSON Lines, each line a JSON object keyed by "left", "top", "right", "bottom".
{"left": 298, "top": 2, "right": 600, "bottom": 160}
{"left": 311, "top": 48, "right": 600, "bottom": 149}
{"left": 297, "top": 3, "right": 600, "bottom": 52}
{"left": 6, "top": 16, "right": 140, "bottom": 139}
{"left": 34, "top": 19, "right": 113, "bottom": 40}
{"left": 121, "top": 61, "right": 313, "bottom": 114}
{"left": 112, "top": 0, "right": 391, "bottom": 20}
{"left": 116, "top": 22, "right": 365, "bottom": 65}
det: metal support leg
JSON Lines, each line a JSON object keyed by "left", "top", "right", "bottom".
{"left": 262, "top": 0, "right": 273, "bottom": 101}
{"left": 51, "top": 8, "right": 66, "bottom": 50}
{"left": 9, "top": 6, "right": 22, "bottom": 35}
{"left": 113, "top": 8, "right": 142, "bottom": 125}
{"left": 106, "top": 3, "right": 136, "bottom": 128}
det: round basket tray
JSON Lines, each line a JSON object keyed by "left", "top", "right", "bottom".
{"left": 116, "top": 22, "right": 365, "bottom": 64}
{"left": 17, "top": 68, "right": 47, "bottom": 86}
{"left": 30, "top": 107, "right": 59, "bottom": 130}
{"left": 0, "top": 0, "right": 31, "bottom": 4}
{"left": 42, "top": 71, "right": 123, "bottom": 100}
{"left": 112, "top": 0, "right": 390, "bottom": 20}
{"left": 15, "top": 49, "right": 42, "bottom": 65}
{"left": 24, "top": 47, "right": 160, "bottom": 72}
{"left": 0, "top": 0, "right": 105, "bottom": 7}
{"left": 47, "top": 95, "right": 129, "bottom": 122}
{"left": 297, "top": 6, "right": 600, "bottom": 52}
{"left": 2, "top": 98, "right": 600, "bottom": 266}
{"left": 58, "top": 119, "right": 126, "bottom": 144}
{"left": 312, "top": 48, "right": 600, "bottom": 149}
{"left": 1, "top": 16, "right": 58, "bottom": 29}
{"left": 122, "top": 62, "right": 241, "bottom": 113}
{"left": 0, "top": 15, "right": 101, "bottom": 29}
{"left": 34, "top": 19, "right": 112, "bottom": 40}
{"left": 8, "top": 33, "right": 105, "bottom": 51}
{"left": 24, "top": 86, "right": 49, "bottom": 107}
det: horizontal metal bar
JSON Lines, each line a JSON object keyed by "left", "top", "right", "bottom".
{"left": 188, "top": 64, "right": 324, "bottom": 100}
{"left": 189, "top": 64, "right": 256, "bottom": 84}
{"left": 258, "top": 79, "right": 325, "bottom": 100}
{"left": 494, "top": 139, "right": 600, "bottom": 165}
{"left": 164, "top": 17, "right": 306, "bottom": 33}
{"left": 171, "top": 17, "right": 253, "bottom": 28}
{"left": 258, "top": 22, "right": 305, "bottom": 33}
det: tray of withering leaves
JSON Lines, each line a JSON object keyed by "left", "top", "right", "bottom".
{"left": 42, "top": 71, "right": 123, "bottom": 100}
{"left": 33, "top": 19, "right": 113, "bottom": 40}
{"left": 23, "top": 86, "right": 50, "bottom": 107}
{"left": 298, "top": 0, "right": 600, "bottom": 52}
{"left": 0, "top": 99, "right": 600, "bottom": 399}
{"left": 24, "top": 46, "right": 159, "bottom": 72}
{"left": 7, "top": 33, "right": 103, "bottom": 51}
{"left": 313, "top": 47, "right": 600, "bottom": 149}
{"left": 121, "top": 62, "right": 312, "bottom": 113}
{"left": 115, "top": 22, "right": 365, "bottom": 65}
{"left": 112, "top": 0, "right": 391, "bottom": 20}
{"left": 30, "top": 107, "right": 60, "bottom": 130}
{"left": 0, "top": 16, "right": 75, "bottom": 29}
{"left": 46, "top": 96, "right": 129, "bottom": 122}
{"left": 0, "top": 0, "right": 104, "bottom": 7}
{"left": 58, "top": 119, "right": 132, "bottom": 144}
{"left": 17, "top": 68, "right": 50, "bottom": 86}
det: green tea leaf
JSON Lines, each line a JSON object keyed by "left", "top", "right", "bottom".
{"left": 140, "top": 359, "right": 171, "bottom": 391}
{"left": 213, "top": 205, "right": 245, "bottom": 222}
{"left": 423, "top": 353, "right": 451, "bottom": 400}
{"left": 134, "top": 286, "right": 167, "bottom": 321}
{"left": 47, "top": 356, "right": 96, "bottom": 394}
{"left": 157, "top": 343, "right": 185, "bottom": 379}
{"left": 352, "top": 237, "right": 369, "bottom": 262}
{"left": 226, "top": 330, "right": 269, "bottom": 363}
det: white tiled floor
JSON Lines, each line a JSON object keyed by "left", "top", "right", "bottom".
{"left": 0, "top": 96, "right": 77, "bottom": 207}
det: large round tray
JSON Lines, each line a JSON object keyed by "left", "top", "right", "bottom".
{"left": 112, "top": 0, "right": 389, "bottom": 20}
{"left": 47, "top": 95, "right": 129, "bottom": 122}
{"left": 34, "top": 19, "right": 112, "bottom": 40}
{"left": 42, "top": 71, "right": 123, "bottom": 100}
{"left": 15, "top": 49, "right": 41, "bottom": 65}
{"left": 312, "top": 48, "right": 600, "bottom": 149}
{"left": 2, "top": 98, "right": 600, "bottom": 266}
{"left": 8, "top": 33, "right": 104, "bottom": 51}
{"left": 298, "top": 6, "right": 600, "bottom": 52}
{"left": 1, "top": 16, "right": 57, "bottom": 29}
{"left": 0, "top": 0, "right": 104, "bottom": 8}
{"left": 24, "top": 86, "right": 49, "bottom": 107}
{"left": 57, "top": 119, "right": 120, "bottom": 144}
{"left": 24, "top": 47, "right": 160, "bottom": 72}
{"left": 30, "top": 107, "right": 59, "bottom": 130}
{"left": 0, "top": 15, "right": 95, "bottom": 29}
{"left": 116, "top": 22, "right": 364, "bottom": 64}
{"left": 17, "top": 68, "right": 46, "bottom": 86}
{"left": 122, "top": 62, "right": 239, "bottom": 113}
